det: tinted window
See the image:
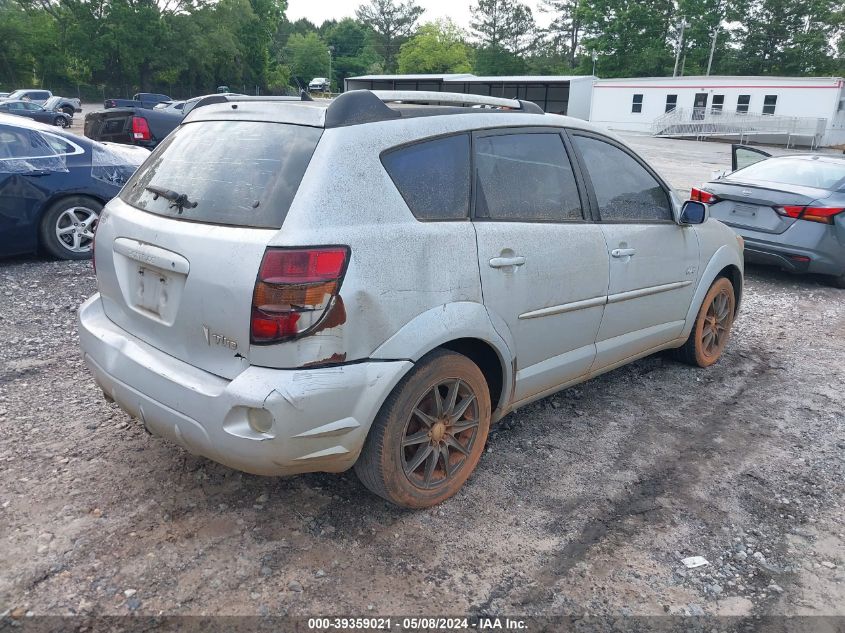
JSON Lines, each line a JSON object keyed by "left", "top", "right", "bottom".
{"left": 763, "top": 95, "right": 777, "bottom": 115}
{"left": 573, "top": 135, "right": 672, "bottom": 222}
{"left": 737, "top": 94, "right": 750, "bottom": 113}
{"left": 727, "top": 157, "right": 845, "bottom": 191}
{"left": 475, "top": 133, "right": 582, "bottom": 222}
{"left": 711, "top": 95, "right": 724, "bottom": 112}
{"left": 632, "top": 94, "right": 643, "bottom": 113}
{"left": 665, "top": 94, "right": 677, "bottom": 112}
{"left": 381, "top": 134, "right": 470, "bottom": 220}
{"left": 122, "top": 121, "right": 322, "bottom": 228}
{"left": 0, "top": 126, "right": 57, "bottom": 159}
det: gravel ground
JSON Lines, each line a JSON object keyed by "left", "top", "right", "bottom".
{"left": 1, "top": 132, "right": 844, "bottom": 625}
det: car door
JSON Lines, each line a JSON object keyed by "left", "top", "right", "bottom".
{"left": 568, "top": 131, "right": 699, "bottom": 370}
{"left": 22, "top": 102, "right": 49, "bottom": 124}
{"left": 731, "top": 144, "right": 771, "bottom": 171}
{"left": 472, "top": 129, "right": 609, "bottom": 404}
{"left": 0, "top": 124, "right": 68, "bottom": 255}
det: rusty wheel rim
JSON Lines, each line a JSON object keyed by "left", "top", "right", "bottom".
{"left": 401, "top": 379, "right": 480, "bottom": 490}
{"left": 700, "top": 288, "right": 732, "bottom": 359}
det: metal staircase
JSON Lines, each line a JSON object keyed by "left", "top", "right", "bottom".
{"left": 651, "top": 107, "right": 827, "bottom": 149}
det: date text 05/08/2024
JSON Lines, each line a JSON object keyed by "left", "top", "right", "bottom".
{"left": 307, "top": 617, "right": 529, "bottom": 630}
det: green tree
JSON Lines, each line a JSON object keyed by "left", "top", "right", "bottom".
{"left": 397, "top": 19, "right": 472, "bottom": 73}
{"left": 577, "top": 0, "right": 674, "bottom": 77}
{"left": 540, "top": 0, "right": 581, "bottom": 68}
{"left": 325, "top": 18, "right": 376, "bottom": 87}
{"left": 285, "top": 32, "right": 330, "bottom": 87}
{"left": 355, "top": 0, "right": 424, "bottom": 72}
{"left": 735, "top": 0, "right": 842, "bottom": 75}
{"left": 470, "top": 0, "right": 536, "bottom": 53}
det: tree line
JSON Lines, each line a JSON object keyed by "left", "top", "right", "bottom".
{"left": 0, "top": 0, "right": 842, "bottom": 100}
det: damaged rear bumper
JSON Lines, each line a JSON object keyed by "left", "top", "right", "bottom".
{"left": 78, "top": 294, "right": 411, "bottom": 476}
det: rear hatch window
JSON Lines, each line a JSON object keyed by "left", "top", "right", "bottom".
{"left": 121, "top": 120, "right": 322, "bottom": 228}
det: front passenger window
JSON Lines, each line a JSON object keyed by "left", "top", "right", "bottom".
{"left": 573, "top": 135, "right": 672, "bottom": 222}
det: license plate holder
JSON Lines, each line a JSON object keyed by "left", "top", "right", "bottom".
{"left": 135, "top": 266, "right": 170, "bottom": 316}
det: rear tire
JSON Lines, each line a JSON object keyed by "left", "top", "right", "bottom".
{"left": 355, "top": 350, "right": 491, "bottom": 508}
{"left": 61, "top": 106, "right": 74, "bottom": 117}
{"left": 39, "top": 196, "right": 102, "bottom": 260}
{"left": 673, "top": 277, "right": 736, "bottom": 367}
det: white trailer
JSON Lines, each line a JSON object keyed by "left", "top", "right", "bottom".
{"left": 589, "top": 76, "right": 845, "bottom": 147}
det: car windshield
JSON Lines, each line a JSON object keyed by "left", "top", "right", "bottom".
{"left": 728, "top": 156, "right": 845, "bottom": 191}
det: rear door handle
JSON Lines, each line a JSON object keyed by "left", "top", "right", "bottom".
{"left": 611, "top": 248, "right": 636, "bottom": 258}
{"left": 489, "top": 256, "right": 526, "bottom": 268}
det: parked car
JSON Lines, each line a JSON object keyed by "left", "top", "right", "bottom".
{"left": 85, "top": 93, "right": 247, "bottom": 149}
{"left": 0, "top": 114, "right": 149, "bottom": 260}
{"left": 1, "top": 89, "right": 81, "bottom": 116}
{"left": 308, "top": 77, "right": 330, "bottom": 92}
{"left": 0, "top": 92, "right": 10, "bottom": 99}
{"left": 78, "top": 91, "right": 744, "bottom": 508}
{"left": 697, "top": 145, "right": 845, "bottom": 288}
{"left": 103, "top": 93, "right": 171, "bottom": 109}
{"left": 0, "top": 100, "right": 72, "bottom": 127}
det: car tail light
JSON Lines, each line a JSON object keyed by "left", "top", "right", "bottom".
{"left": 774, "top": 205, "right": 844, "bottom": 225}
{"left": 131, "top": 116, "right": 151, "bottom": 141}
{"left": 250, "top": 247, "right": 350, "bottom": 344}
{"left": 690, "top": 187, "right": 719, "bottom": 204}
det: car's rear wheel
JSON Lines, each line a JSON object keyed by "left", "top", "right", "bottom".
{"left": 61, "top": 106, "right": 74, "bottom": 117}
{"left": 53, "top": 116, "right": 68, "bottom": 128}
{"left": 355, "top": 350, "right": 491, "bottom": 508}
{"left": 674, "top": 277, "right": 736, "bottom": 367}
{"left": 39, "top": 196, "right": 102, "bottom": 260}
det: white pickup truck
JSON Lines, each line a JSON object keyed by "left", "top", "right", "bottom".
{"left": 0, "top": 89, "right": 82, "bottom": 116}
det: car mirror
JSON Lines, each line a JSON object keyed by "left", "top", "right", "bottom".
{"left": 680, "top": 200, "right": 707, "bottom": 225}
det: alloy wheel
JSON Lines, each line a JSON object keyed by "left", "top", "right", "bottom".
{"left": 700, "top": 288, "right": 732, "bottom": 359}
{"left": 55, "top": 206, "right": 98, "bottom": 254}
{"left": 401, "top": 379, "right": 480, "bottom": 490}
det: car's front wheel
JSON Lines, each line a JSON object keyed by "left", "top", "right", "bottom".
{"left": 39, "top": 196, "right": 102, "bottom": 260}
{"left": 53, "top": 116, "right": 68, "bottom": 128}
{"left": 355, "top": 350, "right": 491, "bottom": 508}
{"left": 674, "top": 277, "right": 736, "bottom": 367}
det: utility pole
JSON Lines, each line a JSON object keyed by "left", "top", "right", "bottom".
{"left": 706, "top": 25, "right": 720, "bottom": 76}
{"left": 591, "top": 50, "right": 598, "bottom": 76}
{"left": 672, "top": 18, "right": 690, "bottom": 78}
{"left": 328, "top": 46, "right": 334, "bottom": 93}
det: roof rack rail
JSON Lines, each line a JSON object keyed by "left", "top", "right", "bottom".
{"left": 372, "top": 90, "right": 542, "bottom": 112}
{"left": 189, "top": 92, "right": 312, "bottom": 112}
{"left": 324, "top": 89, "right": 544, "bottom": 128}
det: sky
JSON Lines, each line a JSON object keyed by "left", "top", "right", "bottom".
{"left": 286, "top": 0, "right": 554, "bottom": 32}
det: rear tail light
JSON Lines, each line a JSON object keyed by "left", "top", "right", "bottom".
{"left": 131, "top": 116, "right": 151, "bottom": 141}
{"left": 690, "top": 187, "right": 719, "bottom": 204}
{"left": 774, "top": 205, "right": 844, "bottom": 225}
{"left": 250, "top": 247, "right": 350, "bottom": 344}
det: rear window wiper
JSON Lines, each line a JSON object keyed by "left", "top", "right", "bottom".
{"left": 145, "top": 185, "right": 198, "bottom": 214}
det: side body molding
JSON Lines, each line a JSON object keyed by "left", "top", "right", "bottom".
{"left": 370, "top": 301, "right": 515, "bottom": 414}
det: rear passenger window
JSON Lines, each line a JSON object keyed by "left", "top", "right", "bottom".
{"left": 382, "top": 134, "right": 470, "bottom": 220}
{"left": 474, "top": 133, "right": 582, "bottom": 222}
{"left": 572, "top": 135, "right": 672, "bottom": 222}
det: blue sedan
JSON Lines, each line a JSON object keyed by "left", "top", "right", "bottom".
{"left": 0, "top": 114, "right": 149, "bottom": 260}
